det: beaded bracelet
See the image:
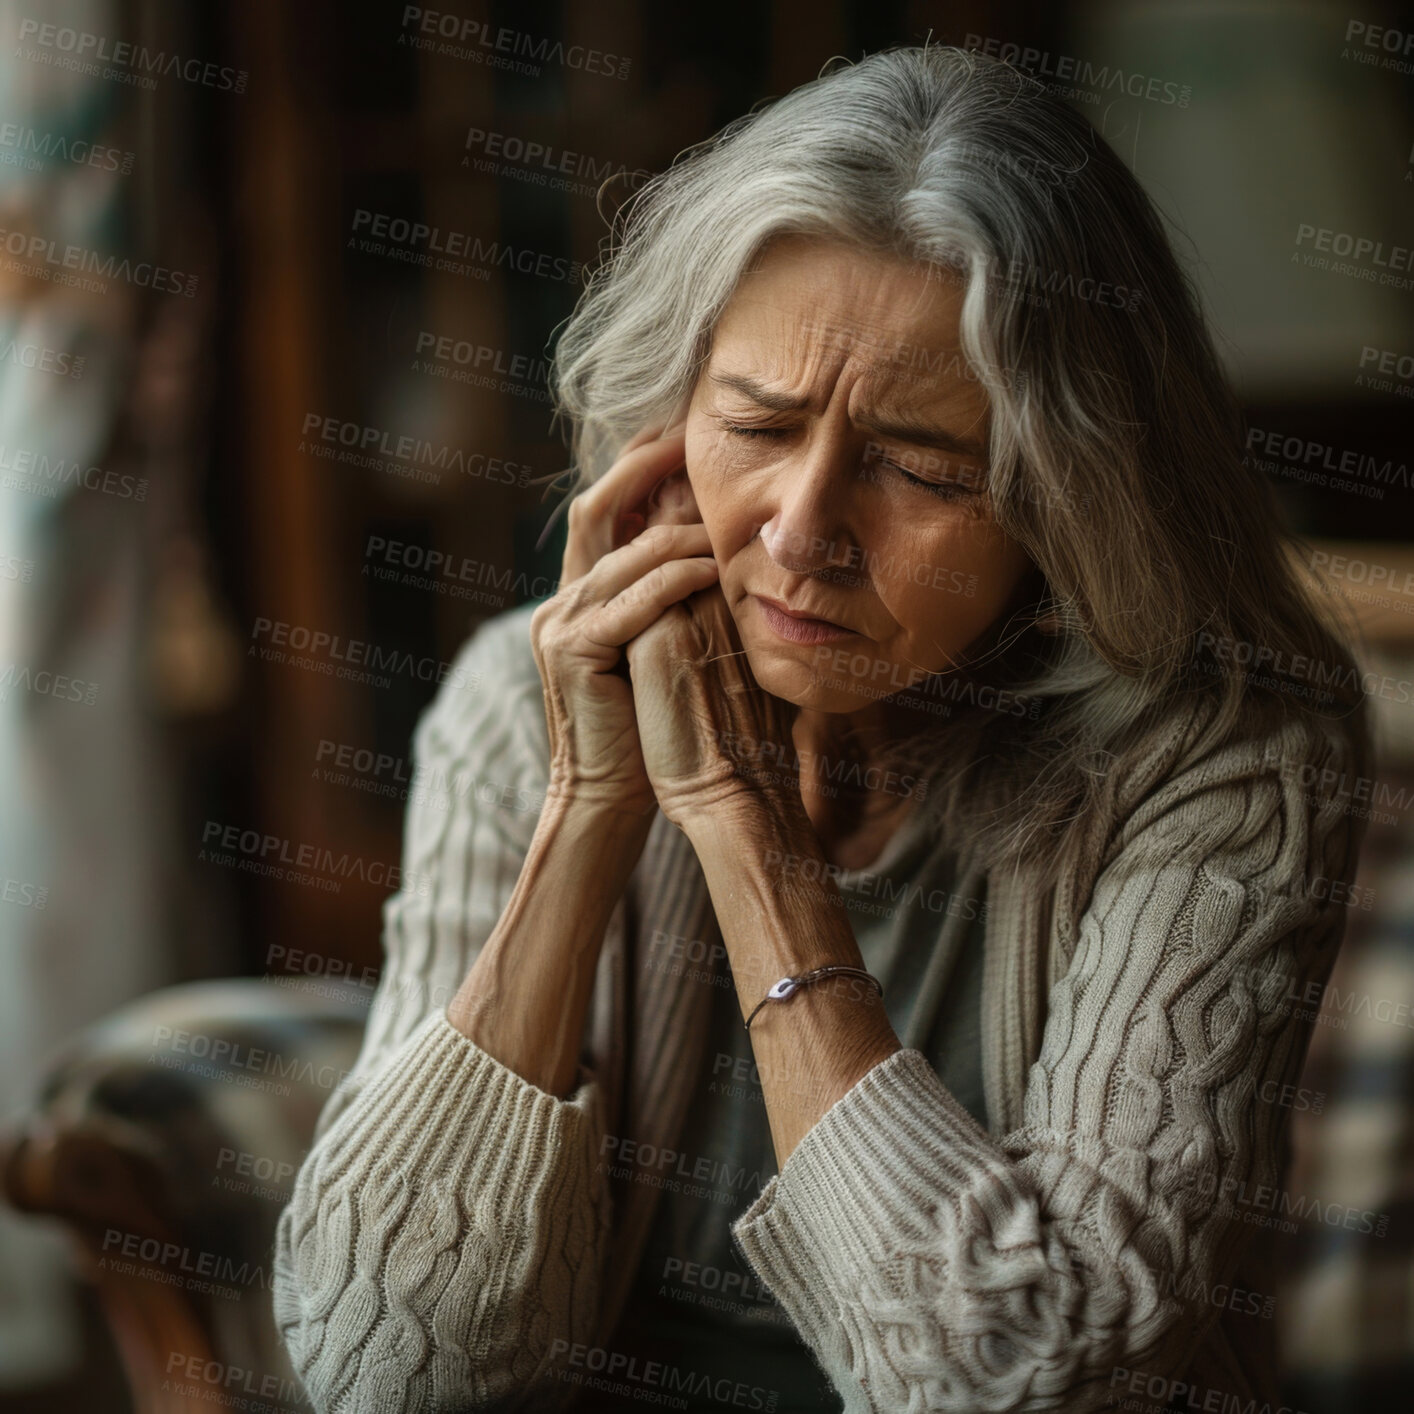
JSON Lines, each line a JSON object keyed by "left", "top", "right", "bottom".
{"left": 743, "top": 965, "right": 884, "bottom": 1033}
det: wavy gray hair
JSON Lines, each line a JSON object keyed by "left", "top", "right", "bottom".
{"left": 547, "top": 43, "right": 1371, "bottom": 878}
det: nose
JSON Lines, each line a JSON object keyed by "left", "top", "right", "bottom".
{"left": 757, "top": 431, "right": 867, "bottom": 579}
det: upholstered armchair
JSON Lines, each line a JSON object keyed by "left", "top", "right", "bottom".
{"left": 0, "top": 978, "right": 367, "bottom": 1414}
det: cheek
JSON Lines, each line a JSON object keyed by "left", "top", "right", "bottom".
{"left": 683, "top": 424, "right": 721, "bottom": 510}
{"left": 875, "top": 518, "right": 1027, "bottom": 645}
{"left": 683, "top": 425, "right": 713, "bottom": 500}
{"left": 966, "top": 524, "right": 1032, "bottom": 613}
{"left": 685, "top": 429, "right": 754, "bottom": 549}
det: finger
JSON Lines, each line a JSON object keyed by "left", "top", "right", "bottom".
{"left": 583, "top": 427, "right": 688, "bottom": 525}
{"left": 608, "top": 433, "right": 692, "bottom": 545}
{"left": 578, "top": 520, "right": 715, "bottom": 604}
{"left": 622, "top": 597, "right": 687, "bottom": 662}
{"left": 620, "top": 420, "right": 667, "bottom": 455}
{"left": 562, "top": 429, "right": 689, "bottom": 581}
{"left": 586, "top": 556, "right": 721, "bottom": 649}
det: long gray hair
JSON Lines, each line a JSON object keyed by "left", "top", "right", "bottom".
{"left": 548, "top": 43, "right": 1372, "bottom": 880}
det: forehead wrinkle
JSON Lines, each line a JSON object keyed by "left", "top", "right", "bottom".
{"left": 748, "top": 299, "right": 963, "bottom": 364}
{"left": 706, "top": 361, "right": 990, "bottom": 458}
{"left": 718, "top": 266, "right": 963, "bottom": 347}
{"left": 844, "top": 342, "right": 993, "bottom": 439}
{"left": 708, "top": 291, "right": 984, "bottom": 436}
{"left": 710, "top": 321, "right": 853, "bottom": 407}
{"left": 848, "top": 387, "right": 991, "bottom": 460}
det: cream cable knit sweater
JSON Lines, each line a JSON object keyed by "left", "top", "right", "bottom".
{"left": 272, "top": 600, "right": 1365, "bottom": 1413}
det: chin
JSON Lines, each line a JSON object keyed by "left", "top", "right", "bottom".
{"left": 741, "top": 643, "right": 875, "bottom": 715}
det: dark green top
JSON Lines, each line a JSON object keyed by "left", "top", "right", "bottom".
{"left": 594, "top": 805, "right": 990, "bottom": 1413}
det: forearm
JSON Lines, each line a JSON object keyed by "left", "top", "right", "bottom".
{"left": 280, "top": 790, "right": 627, "bottom": 1410}
{"left": 683, "top": 804, "right": 901, "bottom": 1163}
{"left": 447, "top": 789, "right": 652, "bottom": 1097}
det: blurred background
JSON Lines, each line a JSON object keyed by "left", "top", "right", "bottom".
{"left": 0, "top": 0, "right": 1410, "bottom": 1410}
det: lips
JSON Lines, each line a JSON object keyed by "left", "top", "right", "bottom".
{"left": 753, "top": 594, "right": 851, "bottom": 632}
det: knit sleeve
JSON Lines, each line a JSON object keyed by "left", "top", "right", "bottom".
{"left": 730, "top": 711, "right": 1366, "bottom": 1413}
{"left": 272, "top": 604, "right": 612, "bottom": 1414}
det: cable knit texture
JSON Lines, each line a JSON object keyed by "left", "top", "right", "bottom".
{"left": 272, "top": 600, "right": 1365, "bottom": 1413}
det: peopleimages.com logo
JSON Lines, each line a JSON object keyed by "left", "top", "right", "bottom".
{"left": 399, "top": 7, "right": 631, "bottom": 80}
{"left": 0, "top": 226, "right": 198, "bottom": 297}
{"left": 13, "top": 17, "right": 249, "bottom": 92}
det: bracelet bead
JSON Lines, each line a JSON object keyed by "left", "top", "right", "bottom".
{"left": 744, "top": 964, "right": 884, "bottom": 1032}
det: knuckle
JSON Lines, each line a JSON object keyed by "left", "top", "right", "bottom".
{"left": 640, "top": 562, "right": 672, "bottom": 598}
{"left": 532, "top": 593, "right": 577, "bottom": 642}
{"left": 539, "top": 625, "right": 573, "bottom": 662}
{"left": 625, "top": 570, "right": 656, "bottom": 609}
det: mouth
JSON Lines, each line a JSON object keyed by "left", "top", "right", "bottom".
{"left": 750, "top": 594, "right": 856, "bottom": 645}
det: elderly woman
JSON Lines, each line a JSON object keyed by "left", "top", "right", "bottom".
{"left": 274, "top": 45, "right": 1371, "bottom": 1414}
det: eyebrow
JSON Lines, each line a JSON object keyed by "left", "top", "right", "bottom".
{"left": 707, "top": 371, "right": 988, "bottom": 461}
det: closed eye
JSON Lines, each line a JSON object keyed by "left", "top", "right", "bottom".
{"left": 720, "top": 423, "right": 786, "bottom": 439}
{"left": 888, "top": 463, "right": 977, "bottom": 500}
{"left": 719, "top": 422, "right": 980, "bottom": 501}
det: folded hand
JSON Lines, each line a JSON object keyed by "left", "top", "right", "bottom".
{"left": 625, "top": 471, "right": 804, "bottom": 831}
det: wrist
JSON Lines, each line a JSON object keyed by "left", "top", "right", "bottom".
{"left": 747, "top": 976, "right": 899, "bottom": 1063}
{"left": 545, "top": 775, "right": 659, "bottom": 828}
{"left": 683, "top": 804, "right": 864, "bottom": 1006}
{"left": 746, "top": 980, "right": 902, "bottom": 1161}
{"left": 534, "top": 785, "right": 654, "bottom": 892}
{"left": 677, "top": 787, "right": 813, "bottom": 855}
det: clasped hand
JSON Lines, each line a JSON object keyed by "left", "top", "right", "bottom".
{"left": 625, "top": 527, "right": 802, "bottom": 832}
{"left": 530, "top": 419, "right": 803, "bottom": 834}
{"left": 625, "top": 453, "right": 802, "bottom": 831}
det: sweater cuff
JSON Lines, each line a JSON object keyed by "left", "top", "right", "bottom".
{"left": 314, "top": 1009, "right": 605, "bottom": 1196}
{"left": 730, "top": 1047, "right": 1003, "bottom": 1339}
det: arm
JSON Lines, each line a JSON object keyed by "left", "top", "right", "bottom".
{"left": 272, "top": 613, "right": 634, "bottom": 1414}
{"left": 682, "top": 804, "right": 902, "bottom": 1164}
{"left": 273, "top": 427, "right": 716, "bottom": 1411}
{"left": 446, "top": 791, "right": 650, "bottom": 1098}
{"left": 691, "top": 712, "right": 1363, "bottom": 1413}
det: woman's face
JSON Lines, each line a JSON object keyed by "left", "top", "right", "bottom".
{"left": 684, "top": 235, "right": 1034, "bottom": 715}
